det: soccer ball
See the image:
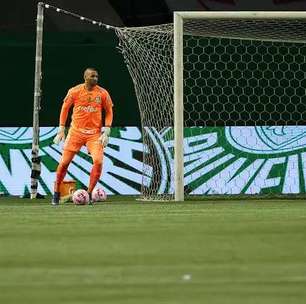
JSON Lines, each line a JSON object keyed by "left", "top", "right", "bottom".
{"left": 92, "top": 188, "right": 107, "bottom": 202}
{"left": 72, "top": 189, "right": 89, "bottom": 205}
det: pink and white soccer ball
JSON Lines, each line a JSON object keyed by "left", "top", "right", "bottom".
{"left": 72, "top": 189, "right": 89, "bottom": 205}
{"left": 92, "top": 188, "right": 107, "bottom": 202}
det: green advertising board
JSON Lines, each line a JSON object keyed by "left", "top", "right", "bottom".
{"left": 0, "top": 126, "right": 305, "bottom": 197}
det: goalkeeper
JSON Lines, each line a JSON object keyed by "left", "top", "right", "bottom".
{"left": 52, "top": 67, "right": 113, "bottom": 205}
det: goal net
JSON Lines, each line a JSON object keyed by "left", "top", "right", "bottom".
{"left": 115, "top": 12, "right": 306, "bottom": 201}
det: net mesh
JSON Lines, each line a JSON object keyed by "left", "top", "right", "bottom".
{"left": 116, "top": 18, "right": 306, "bottom": 200}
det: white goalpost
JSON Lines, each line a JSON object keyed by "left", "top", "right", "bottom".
{"left": 173, "top": 13, "right": 184, "bottom": 202}
{"left": 31, "top": 3, "right": 44, "bottom": 199}
{"left": 32, "top": 3, "right": 306, "bottom": 201}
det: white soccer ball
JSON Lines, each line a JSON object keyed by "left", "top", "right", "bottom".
{"left": 92, "top": 188, "right": 107, "bottom": 202}
{"left": 72, "top": 189, "right": 89, "bottom": 205}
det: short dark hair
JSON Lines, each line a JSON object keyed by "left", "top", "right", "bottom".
{"left": 85, "top": 67, "right": 98, "bottom": 73}
{"left": 84, "top": 67, "right": 98, "bottom": 78}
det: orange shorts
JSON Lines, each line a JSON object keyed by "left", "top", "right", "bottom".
{"left": 63, "top": 128, "right": 103, "bottom": 160}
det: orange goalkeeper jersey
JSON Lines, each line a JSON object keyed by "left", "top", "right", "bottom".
{"left": 59, "top": 84, "right": 113, "bottom": 134}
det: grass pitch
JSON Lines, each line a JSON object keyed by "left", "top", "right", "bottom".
{"left": 0, "top": 196, "right": 306, "bottom": 304}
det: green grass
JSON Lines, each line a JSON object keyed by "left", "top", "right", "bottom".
{"left": 0, "top": 196, "right": 306, "bottom": 304}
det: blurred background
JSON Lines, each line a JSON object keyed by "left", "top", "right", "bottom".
{"left": 1, "top": 0, "right": 306, "bottom": 127}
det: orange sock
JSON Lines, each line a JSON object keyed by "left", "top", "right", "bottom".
{"left": 88, "top": 163, "right": 102, "bottom": 193}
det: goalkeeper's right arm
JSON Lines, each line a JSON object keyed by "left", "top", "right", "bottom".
{"left": 53, "top": 91, "right": 73, "bottom": 145}
{"left": 53, "top": 125, "right": 66, "bottom": 144}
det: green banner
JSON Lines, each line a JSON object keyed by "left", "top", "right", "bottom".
{"left": 0, "top": 126, "right": 305, "bottom": 196}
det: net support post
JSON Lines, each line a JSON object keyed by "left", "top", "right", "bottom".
{"left": 174, "top": 12, "right": 184, "bottom": 202}
{"left": 31, "top": 2, "right": 44, "bottom": 199}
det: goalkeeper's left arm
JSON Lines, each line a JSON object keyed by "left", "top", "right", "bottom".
{"left": 99, "top": 95, "right": 113, "bottom": 147}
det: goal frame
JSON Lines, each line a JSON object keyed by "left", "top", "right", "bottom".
{"left": 32, "top": 5, "right": 306, "bottom": 200}
{"left": 173, "top": 11, "right": 306, "bottom": 201}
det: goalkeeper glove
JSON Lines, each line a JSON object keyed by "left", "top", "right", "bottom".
{"left": 53, "top": 126, "right": 66, "bottom": 145}
{"left": 99, "top": 127, "right": 111, "bottom": 148}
